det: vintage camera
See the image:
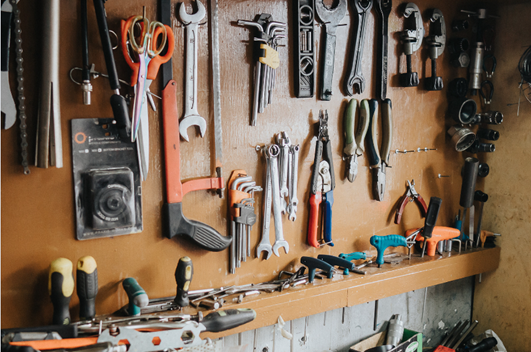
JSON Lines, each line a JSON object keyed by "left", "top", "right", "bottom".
{"left": 89, "top": 168, "right": 135, "bottom": 230}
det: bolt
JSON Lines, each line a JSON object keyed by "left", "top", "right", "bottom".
{"left": 438, "top": 174, "right": 450, "bottom": 178}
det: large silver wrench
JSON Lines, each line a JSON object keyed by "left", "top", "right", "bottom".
{"left": 178, "top": 0, "right": 207, "bottom": 141}
{"left": 268, "top": 145, "right": 289, "bottom": 256}
{"left": 288, "top": 145, "right": 300, "bottom": 221}
{"left": 258, "top": 150, "right": 273, "bottom": 260}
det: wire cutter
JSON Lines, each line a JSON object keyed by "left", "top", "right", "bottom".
{"left": 343, "top": 99, "right": 370, "bottom": 182}
{"left": 308, "top": 110, "right": 336, "bottom": 248}
{"left": 395, "top": 179, "right": 427, "bottom": 224}
{"left": 366, "top": 99, "right": 393, "bottom": 201}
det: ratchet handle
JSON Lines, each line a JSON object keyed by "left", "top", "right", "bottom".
{"left": 366, "top": 99, "right": 380, "bottom": 167}
{"left": 202, "top": 309, "right": 256, "bottom": 333}
{"left": 174, "top": 256, "right": 193, "bottom": 308}
{"left": 76, "top": 256, "right": 98, "bottom": 321}
{"left": 370, "top": 235, "right": 407, "bottom": 266}
{"left": 308, "top": 193, "right": 322, "bottom": 248}
{"left": 460, "top": 157, "right": 479, "bottom": 208}
{"left": 323, "top": 191, "right": 334, "bottom": 247}
{"left": 49, "top": 258, "right": 74, "bottom": 325}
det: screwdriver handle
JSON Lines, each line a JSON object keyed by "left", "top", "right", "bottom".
{"left": 339, "top": 252, "right": 367, "bottom": 261}
{"left": 301, "top": 256, "right": 334, "bottom": 283}
{"left": 423, "top": 197, "right": 442, "bottom": 240}
{"left": 307, "top": 193, "right": 322, "bottom": 248}
{"left": 343, "top": 99, "right": 357, "bottom": 156}
{"left": 323, "top": 191, "right": 334, "bottom": 247}
{"left": 49, "top": 258, "right": 74, "bottom": 325}
{"left": 370, "top": 235, "right": 407, "bottom": 267}
{"left": 122, "top": 278, "right": 149, "bottom": 316}
{"left": 201, "top": 308, "right": 256, "bottom": 333}
{"left": 76, "top": 256, "right": 98, "bottom": 321}
{"left": 174, "top": 256, "right": 193, "bottom": 308}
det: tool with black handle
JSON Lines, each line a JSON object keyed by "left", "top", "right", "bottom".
{"left": 375, "top": 0, "right": 392, "bottom": 100}
{"left": 460, "top": 157, "right": 479, "bottom": 249}
{"left": 420, "top": 197, "right": 442, "bottom": 257}
{"left": 301, "top": 256, "right": 334, "bottom": 283}
{"left": 317, "top": 254, "right": 366, "bottom": 275}
{"left": 174, "top": 256, "right": 193, "bottom": 308}
{"left": 76, "top": 256, "right": 98, "bottom": 321}
{"left": 49, "top": 258, "right": 74, "bottom": 325}
{"left": 474, "top": 190, "right": 488, "bottom": 248}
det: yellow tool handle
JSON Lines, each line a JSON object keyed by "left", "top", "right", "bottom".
{"left": 49, "top": 258, "right": 74, "bottom": 325}
{"left": 258, "top": 44, "right": 279, "bottom": 69}
{"left": 76, "top": 256, "right": 98, "bottom": 321}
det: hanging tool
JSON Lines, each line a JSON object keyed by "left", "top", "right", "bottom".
{"left": 317, "top": 254, "right": 366, "bottom": 275}
{"left": 160, "top": 0, "right": 229, "bottom": 252}
{"left": 339, "top": 252, "right": 367, "bottom": 261}
{"left": 395, "top": 179, "right": 427, "bottom": 224}
{"left": 257, "top": 158, "right": 273, "bottom": 260}
{"left": 93, "top": 0, "right": 131, "bottom": 140}
{"left": 479, "top": 80, "right": 493, "bottom": 109}
{"left": 210, "top": 0, "right": 223, "bottom": 197}
{"left": 268, "top": 145, "right": 290, "bottom": 256}
{"left": 288, "top": 144, "right": 300, "bottom": 221}
{"left": 424, "top": 9, "right": 446, "bottom": 91}
{"left": 483, "top": 53, "right": 497, "bottom": 78}
{"left": 314, "top": 0, "right": 347, "bottom": 101}
{"left": 80, "top": 0, "right": 92, "bottom": 105}
{"left": 460, "top": 157, "right": 479, "bottom": 249}
{"left": 419, "top": 197, "right": 442, "bottom": 257}
{"left": 175, "top": 256, "right": 193, "bottom": 308}
{"left": 308, "top": 110, "right": 335, "bottom": 248}
{"left": 375, "top": 0, "right": 392, "bottom": 100}
{"left": 474, "top": 190, "right": 488, "bottom": 247}
{"left": 366, "top": 99, "right": 393, "bottom": 201}
{"left": 399, "top": 3, "right": 423, "bottom": 87}
{"left": 122, "top": 278, "right": 149, "bottom": 316}
{"left": 1, "top": 0, "right": 17, "bottom": 129}
{"left": 178, "top": 0, "right": 207, "bottom": 141}
{"left": 343, "top": 99, "right": 370, "bottom": 183}
{"left": 76, "top": 256, "right": 98, "bottom": 321}
{"left": 300, "top": 256, "right": 334, "bottom": 283}
{"left": 406, "top": 226, "right": 460, "bottom": 257}
{"left": 370, "top": 235, "right": 407, "bottom": 267}
{"left": 49, "top": 258, "right": 74, "bottom": 325}
{"left": 344, "top": 0, "right": 373, "bottom": 95}
{"left": 469, "top": 42, "right": 485, "bottom": 95}
{"left": 36, "top": 0, "right": 63, "bottom": 168}
{"left": 293, "top": 0, "right": 315, "bottom": 98}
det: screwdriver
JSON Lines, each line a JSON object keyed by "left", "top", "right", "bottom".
{"left": 76, "top": 256, "right": 98, "bottom": 321}
{"left": 174, "top": 256, "right": 193, "bottom": 308}
{"left": 122, "top": 278, "right": 149, "bottom": 316}
{"left": 421, "top": 197, "right": 442, "bottom": 258}
{"left": 49, "top": 258, "right": 74, "bottom": 325}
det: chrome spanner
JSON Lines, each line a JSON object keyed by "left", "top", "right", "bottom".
{"left": 268, "top": 145, "right": 289, "bottom": 256}
{"left": 288, "top": 145, "right": 300, "bottom": 221}
{"left": 277, "top": 132, "right": 290, "bottom": 199}
{"left": 257, "top": 150, "right": 273, "bottom": 260}
{"left": 178, "top": 0, "right": 207, "bottom": 141}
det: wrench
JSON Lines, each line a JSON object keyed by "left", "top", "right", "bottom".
{"left": 314, "top": 0, "right": 347, "bottom": 101}
{"left": 277, "top": 132, "right": 290, "bottom": 199}
{"left": 268, "top": 145, "right": 289, "bottom": 257}
{"left": 257, "top": 152, "right": 273, "bottom": 260}
{"left": 288, "top": 145, "right": 300, "bottom": 221}
{"left": 344, "top": 0, "right": 373, "bottom": 95}
{"left": 178, "top": 0, "right": 207, "bottom": 141}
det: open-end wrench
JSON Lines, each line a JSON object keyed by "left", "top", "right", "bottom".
{"left": 178, "top": 0, "right": 207, "bottom": 141}
{"left": 314, "top": 0, "right": 347, "bottom": 101}
{"left": 344, "top": 0, "right": 373, "bottom": 95}
{"left": 268, "top": 145, "right": 289, "bottom": 257}
{"left": 288, "top": 145, "right": 300, "bottom": 221}
{"left": 257, "top": 151, "right": 273, "bottom": 259}
{"left": 375, "top": 0, "right": 392, "bottom": 100}
{"left": 277, "top": 132, "right": 290, "bottom": 199}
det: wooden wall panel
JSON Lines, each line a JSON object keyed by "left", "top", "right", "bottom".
{"left": 2, "top": 0, "right": 472, "bottom": 328}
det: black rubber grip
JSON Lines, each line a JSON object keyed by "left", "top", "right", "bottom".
{"left": 163, "top": 202, "right": 231, "bottom": 251}
{"left": 317, "top": 254, "right": 355, "bottom": 270}
{"left": 110, "top": 94, "right": 131, "bottom": 139}
{"left": 93, "top": 0, "right": 120, "bottom": 90}
{"left": 76, "top": 257, "right": 98, "bottom": 321}
{"left": 1, "top": 10, "right": 12, "bottom": 72}
{"left": 202, "top": 309, "right": 256, "bottom": 333}
{"left": 366, "top": 99, "right": 380, "bottom": 167}
{"left": 81, "top": 0, "right": 90, "bottom": 81}
{"left": 174, "top": 256, "right": 193, "bottom": 307}
{"left": 423, "top": 197, "right": 442, "bottom": 240}
{"left": 468, "top": 337, "right": 498, "bottom": 352}
{"left": 1, "top": 325, "right": 78, "bottom": 340}
{"left": 460, "top": 157, "right": 479, "bottom": 208}
{"left": 159, "top": 0, "right": 172, "bottom": 88}
{"left": 50, "top": 272, "right": 72, "bottom": 325}
{"left": 474, "top": 190, "right": 488, "bottom": 203}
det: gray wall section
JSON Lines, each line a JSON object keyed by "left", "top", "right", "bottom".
{"left": 202, "top": 277, "right": 473, "bottom": 352}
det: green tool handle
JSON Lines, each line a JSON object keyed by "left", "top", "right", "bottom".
{"left": 380, "top": 99, "right": 393, "bottom": 166}
{"left": 174, "top": 256, "right": 193, "bottom": 307}
{"left": 339, "top": 252, "right": 367, "bottom": 261}
{"left": 356, "top": 99, "right": 370, "bottom": 155}
{"left": 201, "top": 309, "right": 256, "bottom": 333}
{"left": 343, "top": 99, "right": 357, "bottom": 156}
{"left": 76, "top": 256, "right": 98, "bottom": 321}
{"left": 122, "top": 278, "right": 149, "bottom": 316}
{"left": 49, "top": 258, "right": 74, "bottom": 325}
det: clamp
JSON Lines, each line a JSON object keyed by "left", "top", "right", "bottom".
{"left": 424, "top": 9, "right": 446, "bottom": 91}
{"left": 308, "top": 110, "right": 335, "bottom": 248}
{"left": 395, "top": 180, "right": 428, "bottom": 224}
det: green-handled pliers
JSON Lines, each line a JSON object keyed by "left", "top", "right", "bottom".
{"left": 343, "top": 99, "right": 370, "bottom": 182}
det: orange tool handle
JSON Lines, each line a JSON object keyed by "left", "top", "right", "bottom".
{"left": 121, "top": 16, "right": 139, "bottom": 86}
{"left": 407, "top": 226, "right": 460, "bottom": 256}
{"left": 10, "top": 337, "right": 99, "bottom": 350}
{"left": 147, "top": 24, "right": 174, "bottom": 80}
{"left": 480, "top": 230, "right": 497, "bottom": 247}
{"left": 308, "top": 193, "right": 322, "bottom": 248}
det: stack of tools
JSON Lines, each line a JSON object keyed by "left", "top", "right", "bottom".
{"left": 237, "top": 15, "right": 286, "bottom": 126}
{"left": 228, "top": 171, "right": 262, "bottom": 274}
{"left": 257, "top": 132, "right": 300, "bottom": 260}
{"left": 434, "top": 320, "right": 498, "bottom": 352}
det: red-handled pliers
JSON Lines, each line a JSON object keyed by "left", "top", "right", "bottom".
{"left": 395, "top": 180, "right": 427, "bottom": 224}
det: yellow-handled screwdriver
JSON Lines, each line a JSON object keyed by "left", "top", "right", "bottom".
{"left": 76, "top": 256, "right": 98, "bottom": 321}
{"left": 49, "top": 258, "right": 74, "bottom": 325}
{"left": 174, "top": 256, "right": 193, "bottom": 307}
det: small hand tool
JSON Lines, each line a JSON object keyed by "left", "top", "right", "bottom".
{"left": 469, "top": 42, "right": 485, "bottom": 95}
{"left": 375, "top": 0, "right": 392, "bottom": 100}
{"left": 317, "top": 254, "right": 366, "bottom": 275}
{"left": 344, "top": 0, "right": 373, "bottom": 95}
{"left": 308, "top": 111, "right": 335, "bottom": 247}
{"left": 370, "top": 235, "right": 407, "bottom": 267}
{"left": 407, "top": 226, "right": 460, "bottom": 257}
{"left": 483, "top": 53, "right": 497, "bottom": 78}
{"left": 480, "top": 230, "right": 500, "bottom": 248}
{"left": 76, "top": 256, "right": 98, "bottom": 321}
{"left": 418, "top": 197, "right": 442, "bottom": 257}
{"left": 49, "top": 258, "right": 74, "bottom": 325}
{"left": 79, "top": 0, "right": 92, "bottom": 105}
{"left": 339, "top": 252, "right": 367, "bottom": 261}
{"left": 175, "top": 257, "right": 193, "bottom": 308}
{"left": 293, "top": 0, "right": 315, "bottom": 98}
{"left": 343, "top": 99, "right": 370, "bottom": 182}
{"left": 269, "top": 145, "right": 289, "bottom": 256}
{"left": 479, "top": 80, "right": 494, "bottom": 109}
{"left": 395, "top": 180, "right": 427, "bottom": 224}
{"left": 122, "top": 278, "right": 149, "bottom": 316}
{"left": 1, "top": 0, "right": 17, "bottom": 129}
{"left": 288, "top": 144, "right": 300, "bottom": 221}
{"left": 300, "top": 256, "right": 334, "bottom": 283}
{"left": 424, "top": 9, "right": 446, "bottom": 91}
{"left": 474, "top": 190, "right": 488, "bottom": 247}
{"left": 366, "top": 99, "right": 393, "bottom": 201}
{"left": 314, "top": 0, "right": 347, "bottom": 101}
{"left": 178, "top": 0, "right": 207, "bottom": 141}
{"left": 386, "top": 314, "right": 404, "bottom": 346}
{"left": 399, "top": 3, "right": 423, "bottom": 87}
{"left": 258, "top": 159, "right": 273, "bottom": 260}
{"left": 459, "top": 157, "right": 479, "bottom": 249}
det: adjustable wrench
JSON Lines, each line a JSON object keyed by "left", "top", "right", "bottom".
{"left": 257, "top": 151, "right": 273, "bottom": 260}
{"left": 268, "top": 145, "right": 289, "bottom": 256}
{"left": 375, "top": 0, "right": 392, "bottom": 100}
{"left": 344, "top": 0, "right": 373, "bottom": 95}
{"left": 178, "top": 0, "right": 207, "bottom": 141}
{"left": 288, "top": 145, "right": 300, "bottom": 221}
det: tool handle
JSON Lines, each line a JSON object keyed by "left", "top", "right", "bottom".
{"left": 395, "top": 195, "right": 410, "bottom": 224}
{"left": 408, "top": 226, "right": 461, "bottom": 256}
{"left": 317, "top": 254, "right": 355, "bottom": 270}
{"left": 49, "top": 258, "right": 74, "bottom": 325}
{"left": 147, "top": 25, "right": 175, "bottom": 80}
{"left": 301, "top": 256, "right": 334, "bottom": 282}
{"left": 423, "top": 197, "right": 442, "bottom": 239}
{"left": 323, "top": 191, "right": 334, "bottom": 247}
{"left": 93, "top": 0, "right": 120, "bottom": 90}
{"left": 76, "top": 256, "right": 98, "bottom": 321}
{"left": 416, "top": 194, "right": 428, "bottom": 215}
{"left": 122, "top": 278, "right": 149, "bottom": 316}
{"left": 80, "top": 0, "right": 90, "bottom": 81}
{"left": 343, "top": 99, "right": 357, "bottom": 156}
{"left": 319, "top": 29, "right": 337, "bottom": 101}
{"left": 356, "top": 99, "right": 370, "bottom": 154}
{"left": 307, "top": 193, "right": 322, "bottom": 248}
{"left": 174, "top": 256, "right": 193, "bottom": 308}
{"left": 1, "top": 9, "right": 12, "bottom": 72}
{"left": 380, "top": 99, "right": 393, "bottom": 166}
{"left": 323, "top": 140, "right": 335, "bottom": 190}
{"left": 370, "top": 235, "right": 407, "bottom": 266}
{"left": 468, "top": 337, "right": 497, "bottom": 352}
{"left": 460, "top": 157, "right": 479, "bottom": 208}
{"left": 366, "top": 99, "right": 380, "bottom": 167}
{"left": 310, "top": 140, "right": 323, "bottom": 195}
{"left": 339, "top": 252, "right": 367, "bottom": 261}
{"left": 202, "top": 308, "right": 256, "bottom": 333}
{"left": 109, "top": 94, "right": 131, "bottom": 140}
{"left": 120, "top": 17, "right": 138, "bottom": 86}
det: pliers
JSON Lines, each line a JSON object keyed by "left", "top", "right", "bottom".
{"left": 395, "top": 179, "right": 428, "bottom": 224}
{"left": 308, "top": 110, "right": 335, "bottom": 248}
{"left": 366, "top": 99, "right": 393, "bottom": 201}
{"left": 343, "top": 99, "right": 370, "bottom": 182}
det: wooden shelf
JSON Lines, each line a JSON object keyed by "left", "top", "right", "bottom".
{"left": 202, "top": 247, "right": 500, "bottom": 339}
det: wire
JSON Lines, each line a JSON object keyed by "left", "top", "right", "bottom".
{"left": 519, "top": 45, "right": 531, "bottom": 83}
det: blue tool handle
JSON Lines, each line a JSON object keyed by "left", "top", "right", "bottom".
{"left": 301, "top": 257, "right": 334, "bottom": 283}
{"left": 339, "top": 252, "right": 367, "bottom": 261}
{"left": 123, "top": 278, "right": 149, "bottom": 316}
{"left": 370, "top": 235, "right": 407, "bottom": 266}
{"left": 323, "top": 191, "right": 334, "bottom": 247}
{"left": 317, "top": 254, "right": 355, "bottom": 270}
